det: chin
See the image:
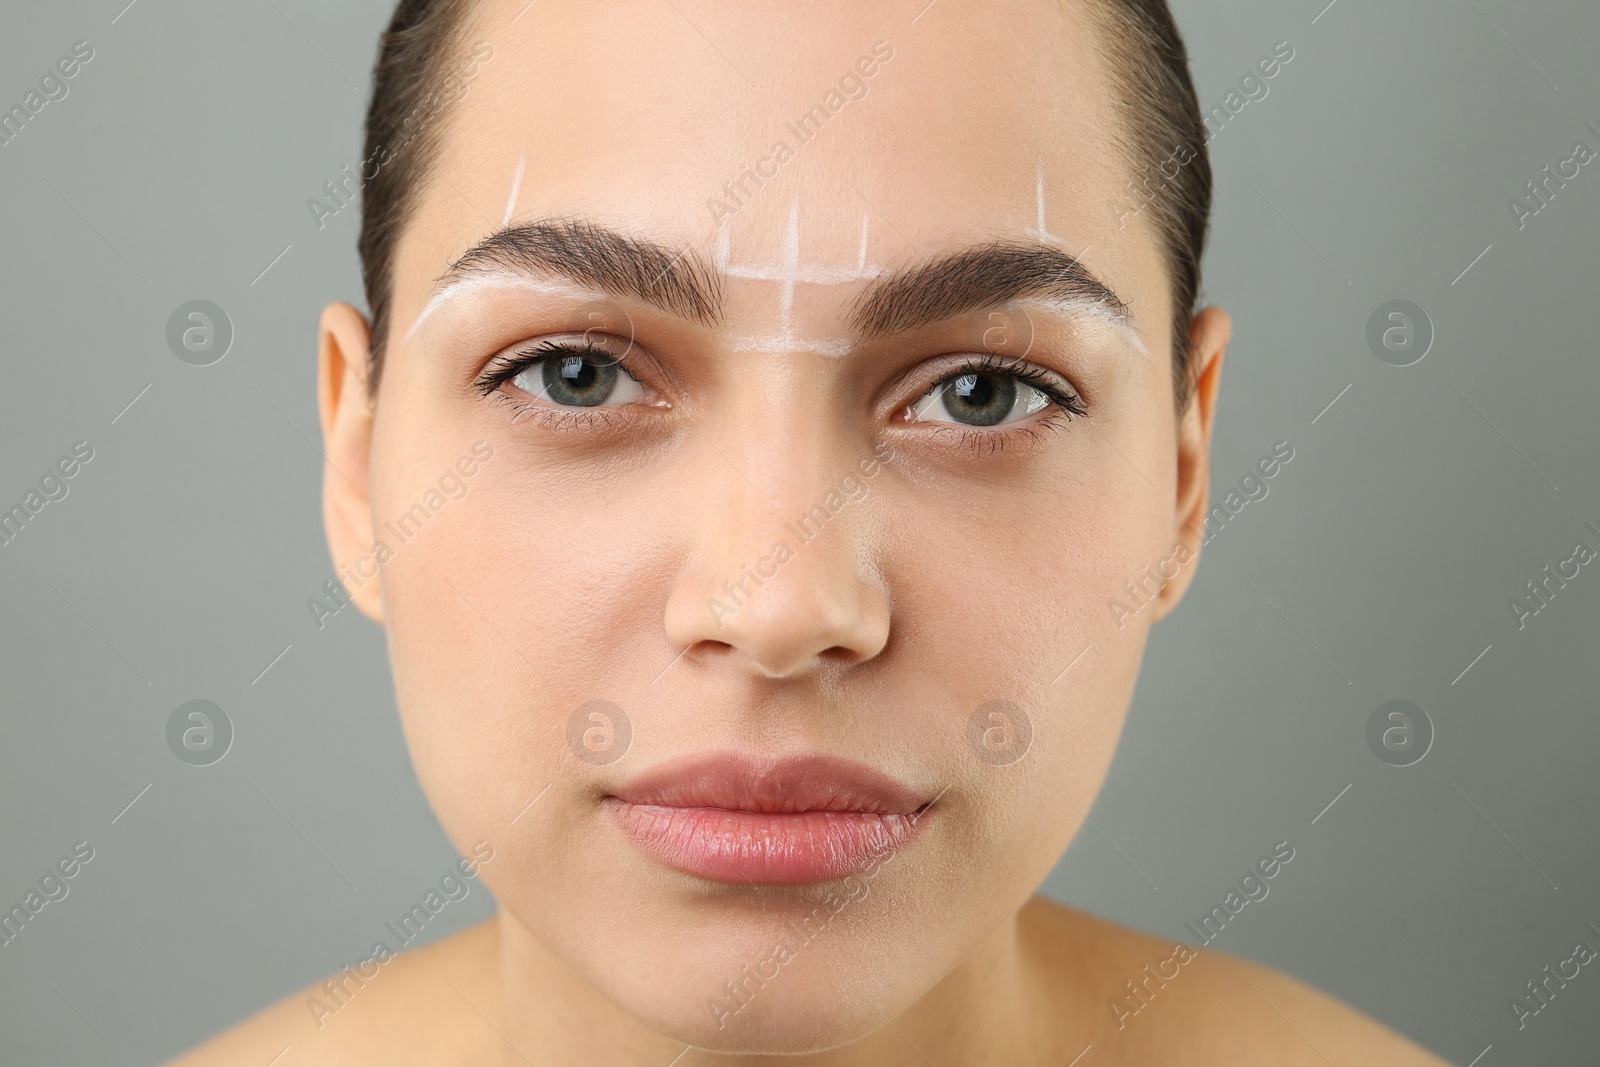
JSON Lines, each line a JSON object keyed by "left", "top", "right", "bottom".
{"left": 517, "top": 870, "right": 944, "bottom": 1056}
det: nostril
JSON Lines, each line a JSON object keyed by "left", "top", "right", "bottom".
{"left": 820, "top": 644, "right": 869, "bottom": 666}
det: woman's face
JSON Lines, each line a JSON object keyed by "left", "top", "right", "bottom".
{"left": 320, "top": 0, "right": 1224, "bottom": 1052}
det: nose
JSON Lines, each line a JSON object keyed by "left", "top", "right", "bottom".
{"left": 662, "top": 448, "right": 891, "bottom": 680}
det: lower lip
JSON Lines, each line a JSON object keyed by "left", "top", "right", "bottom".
{"left": 604, "top": 800, "right": 929, "bottom": 886}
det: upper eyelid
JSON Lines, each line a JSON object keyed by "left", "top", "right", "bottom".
{"left": 912, "top": 353, "right": 1080, "bottom": 399}
{"left": 476, "top": 338, "right": 636, "bottom": 389}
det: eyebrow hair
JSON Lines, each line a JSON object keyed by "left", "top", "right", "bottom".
{"left": 428, "top": 221, "right": 1129, "bottom": 348}
{"left": 436, "top": 217, "right": 724, "bottom": 325}
{"left": 848, "top": 242, "right": 1131, "bottom": 339}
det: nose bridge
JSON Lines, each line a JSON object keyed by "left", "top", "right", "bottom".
{"left": 664, "top": 403, "right": 891, "bottom": 679}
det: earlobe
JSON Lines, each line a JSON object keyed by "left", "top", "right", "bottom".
{"left": 1153, "top": 306, "right": 1230, "bottom": 622}
{"left": 318, "top": 302, "right": 385, "bottom": 625}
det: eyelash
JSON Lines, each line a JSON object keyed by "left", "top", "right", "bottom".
{"left": 473, "top": 342, "right": 1087, "bottom": 450}
{"left": 909, "top": 353, "right": 1087, "bottom": 454}
{"left": 473, "top": 339, "right": 641, "bottom": 431}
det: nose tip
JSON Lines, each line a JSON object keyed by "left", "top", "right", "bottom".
{"left": 717, "top": 581, "right": 887, "bottom": 679}
{"left": 665, "top": 539, "right": 890, "bottom": 680}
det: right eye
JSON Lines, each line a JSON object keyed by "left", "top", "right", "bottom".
{"left": 477, "top": 340, "right": 646, "bottom": 408}
{"left": 512, "top": 346, "right": 644, "bottom": 408}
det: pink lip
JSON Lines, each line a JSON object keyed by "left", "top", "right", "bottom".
{"left": 603, "top": 753, "right": 935, "bottom": 886}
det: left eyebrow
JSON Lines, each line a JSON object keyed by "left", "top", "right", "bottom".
{"left": 849, "top": 242, "right": 1130, "bottom": 339}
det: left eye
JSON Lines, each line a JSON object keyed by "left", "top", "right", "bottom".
{"left": 909, "top": 370, "right": 1053, "bottom": 427}
{"left": 511, "top": 349, "right": 644, "bottom": 408}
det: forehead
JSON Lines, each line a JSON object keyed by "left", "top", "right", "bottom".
{"left": 395, "top": 0, "right": 1163, "bottom": 337}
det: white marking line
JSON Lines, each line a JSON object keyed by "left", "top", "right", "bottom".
{"left": 720, "top": 333, "right": 854, "bottom": 356}
{"left": 402, "top": 274, "right": 597, "bottom": 343}
{"left": 1311, "top": 382, "right": 1351, "bottom": 424}
{"left": 112, "top": 783, "right": 152, "bottom": 824}
{"left": 1051, "top": 644, "right": 1092, "bottom": 685}
{"left": 714, "top": 207, "right": 884, "bottom": 355}
{"left": 1030, "top": 163, "right": 1063, "bottom": 245}
{"left": 111, "top": 383, "right": 152, "bottom": 424}
{"left": 910, "top": 0, "right": 942, "bottom": 23}
{"left": 1465, "top": 1043, "right": 1492, "bottom": 1067}
{"left": 112, "top": 0, "right": 141, "bottom": 23}
{"left": 1451, "top": 243, "right": 1493, "bottom": 286}
{"left": 251, "top": 643, "right": 293, "bottom": 685}
{"left": 662, "top": 1045, "right": 694, "bottom": 1067}
{"left": 509, "top": 782, "right": 552, "bottom": 824}
{"left": 251, "top": 244, "right": 292, "bottom": 285}
{"left": 776, "top": 198, "right": 801, "bottom": 346}
{"left": 1066, "top": 1044, "right": 1093, "bottom": 1067}
{"left": 1311, "top": 782, "right": 1352, "bottom": 825}
{"left": 1452, "top": 643, "right": 1492, "bottom": 686}
{"left": 502, "top": 150, "right": 525, "bottom": 227}
{"left": 1311, "top": 0, "right": 1339, "bottom": 24}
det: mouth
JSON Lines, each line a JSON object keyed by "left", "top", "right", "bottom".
{"left": 602, "top": 752, "right": 938, "bottom": 886}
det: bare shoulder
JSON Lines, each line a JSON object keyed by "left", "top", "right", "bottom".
{"left": 1019, "top": 896, "right": 1451, "bottom": 1066}
{"left": 165, "top": 919, "right": 500, "bottom": 1067}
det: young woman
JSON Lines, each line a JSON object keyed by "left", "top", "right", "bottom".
{"left": 175, "top": 0, "right": 1448, "bottom": 1062}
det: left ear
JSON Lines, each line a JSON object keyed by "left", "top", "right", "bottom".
{"left": 1153, "top": 305, "right": 1229, "bottom": 622}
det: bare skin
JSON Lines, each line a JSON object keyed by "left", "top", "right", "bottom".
{"left": 172, "top": 0, "right": 1451, "bottom": 1063}
{"left": 172, "top": 900, "right": 1445, "bottom": 1066}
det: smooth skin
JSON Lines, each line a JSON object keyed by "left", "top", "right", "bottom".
{"left": 173, "top": 0, "right": 1449, "bottom": 1063}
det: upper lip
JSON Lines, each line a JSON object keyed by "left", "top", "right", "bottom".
{"left": 607, "top": 752, "right": 929, "bottom": 815}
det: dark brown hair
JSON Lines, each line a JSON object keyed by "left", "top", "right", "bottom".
{"left": 1082, "top": 0, "right": 1212, "bottom": 409}
{"left": 358, "top": 0, "right": 477, "bottom": 395}
{"left": 357, "top": 0, "right": 1211, "bottom": 407}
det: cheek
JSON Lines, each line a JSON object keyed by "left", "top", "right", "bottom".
{"left": 376, "top": 449, "right": 666, "bottom": 818}
{"left": 868, "top": 444, "right": 1170, "bottom": 865}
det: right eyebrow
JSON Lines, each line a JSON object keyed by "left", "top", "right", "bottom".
{"left": 430, "top": 217, "right": 725, "bottom": 325}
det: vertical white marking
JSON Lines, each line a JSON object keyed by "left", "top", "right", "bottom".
{"left": 776, "top": 198, "right": 802, "bottom": 346}
{"left": 1036, "top": 163, "right": 1048, "bottom": 240}
{"left": 712, "top": 207, "right": 885, "bottom": 356}
{"left": 502, "top": 150, "right": 526, "bottom": 227}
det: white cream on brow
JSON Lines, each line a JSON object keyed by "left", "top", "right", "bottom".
{"left": 1015, "top": 294, "right": 1149, "bottom": 358}
{"left": 401, "top": 271, "right": 1146, "bottom": 359}
{"left": 400, "top": 274, "right": 607, "bottom": 344}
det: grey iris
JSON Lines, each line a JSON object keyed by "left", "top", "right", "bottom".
{"left": 543, "top": 354, "right": 620, "bottom": 407}
{"left": 942, "top": 372, "right": 1015, "bottom": 426}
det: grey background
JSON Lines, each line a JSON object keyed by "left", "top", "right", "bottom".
{"left": 1, "top": 0, "right": 1596, "bottom": 1063}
